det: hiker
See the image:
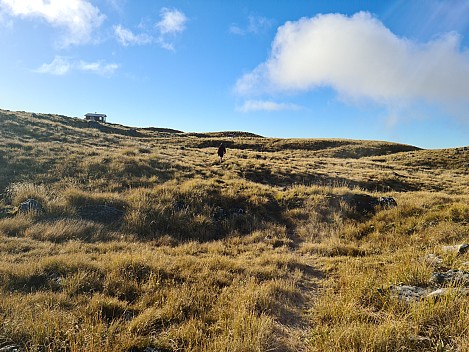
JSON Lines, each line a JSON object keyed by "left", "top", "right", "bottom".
{"left": 217, "top": 143, "right": 226, "bottom": 163}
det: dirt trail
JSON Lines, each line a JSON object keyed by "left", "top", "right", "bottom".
{"left": 275, "top": 250, "right": 325, "bottom": 352}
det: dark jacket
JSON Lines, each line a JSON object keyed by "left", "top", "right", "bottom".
{"left": 217, "top": 144, "right": 226, "bottom": 157}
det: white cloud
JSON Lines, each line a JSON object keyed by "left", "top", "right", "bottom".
{"left": 77, "top": 60, "right": 119, "bottom": 76}
{"left": 105, "top": 0, "right": 126, "bottom": 13}
{"left": 235, "top": 12, "right": 469, "bottom": 118}
{"left": 113, "top": 8, "right": 187, "bottom": 50}
{"left": 155, "top": 7, "right": 187, "bottom": 50}
{"left": 230, "top": 15, "right": 273, "bottom": 36}
{"left": 0, "top": 0, "right": 105, "bottom": 46}
{"left": 35, "top": 56, "right": 118, "bottom": 76}
{"left": 114, "top": 25, "right": 152, "bottom": 46}
{"left": 0, "top": 11, "right": 14, "bottom": 29}
{"left": 237, "top": 100, "right": 301, "bottom": 112}
{"left": 229, "top": 25, "right": 243, "bottom": 36}
{"left": 36, "top": 56, "right": 72, "bottom": 75}
{"left": 156, "top": 7, "right": 187, "bottom": 34}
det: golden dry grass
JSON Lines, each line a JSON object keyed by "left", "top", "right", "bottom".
{"left": 1, "top": 108, "right": 469, "bottom": 351}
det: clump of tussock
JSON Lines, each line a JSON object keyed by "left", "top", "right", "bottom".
{"left": 5, "top": 182, "right": 50, "bottom": 207}
{"left": 63, "top": 187, "right": 126, "bottom": 210}
{"left": 24, "top": 219, "right": 110, "bottom": 243}
{"left": 0, "top": 215, "right": 33, "bottom": 237}
{"left": 123, "top": 179, "right": 282, "bottom": 241}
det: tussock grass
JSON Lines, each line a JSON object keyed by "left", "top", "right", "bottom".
{"left": 305, "top": 193, "right": 469, "bottom": 351}
{"left": 0, "top": 234, "right": 311, "bottom": 351}
{"left": 24, "top": 219, "right": 109, "bottom": 243}
{"left": 0, "top": 214, "right": 33, "bottom": 237}
{"left": 5, "top": 182, "right": 50, "bottom": 206}
{"left": 63, "top": 188, "right": 125, "bottom": 209}
{"left": 2, "top": 108, "right": 469, "bottom": 350}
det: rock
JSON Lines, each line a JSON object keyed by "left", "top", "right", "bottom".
{"left": 77, "top": 205, "right": 124, "bottom": 224}
{"left": 17, "top": 199, "right": 42, "bottom": 214}
{"left": 442, "top": 245, "right": 460, "bottom": 253}
{"left": 212, "top": 207, "right": 228, "bottom": 221}
{"left": 144, "top": 348, "right": 161, "bottom": 352}
{"left": 389, "top": 285, "right": 430, "bottom": 302}
{"left": 409, "top": 335, "right": 432, "bottom": 347}
{"left": 390, "top": 284, "right": 469, "bottom": 302}
{"left": 212, "top": 207, "right": 246, "bottom": 221}
{"left": 442, "top": 244, "right": 469, "bottom": 255}
{"left": 430, "top": 270, "right": 469, "bottom": 286}
{"left": 457, "top": 244, "right": 469, "bottom": 254}
{"left": 426, "top": 287, "right": 469, "bottom": 299}
{"left": 425, "top": 288, "right": 448, "bottom": 299}
{"left": 378, "top": 196, "right": 397, "bottom": 208}
{"left": 0, "top": 346, "right": 22, "bottom": 352}
{"left": 48, "top": 271, "right": 63, "bottom": 287}
{"left": 424, "top": 254, "right": 443, "bottom": 267}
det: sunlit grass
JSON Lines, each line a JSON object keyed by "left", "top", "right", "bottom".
{"left": 1, "top": 108, "right": 469, "bottom": 350}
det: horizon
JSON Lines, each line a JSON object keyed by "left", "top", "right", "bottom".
{"left": 1, "top": 1, "right": 469, "bottom": 149}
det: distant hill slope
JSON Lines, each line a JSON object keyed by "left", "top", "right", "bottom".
{"left": 0, "top": 109, "right": 183, "bottom": 139}
{"left": 2, "top": 107, "right": 468, "bottom": 194}
{"left": 184, "top": 131, "right": 264, "bottom": 138}
{"left": 0, "top": 108, "right": 418, "bottom": 156}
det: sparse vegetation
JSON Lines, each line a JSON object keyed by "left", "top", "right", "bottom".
{"left": 1, "top": 108, "right": 469, "bottom": 351}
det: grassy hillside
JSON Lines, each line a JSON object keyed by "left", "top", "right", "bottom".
{"left": 1, "top": 108, "right": 469, "bottom": 351}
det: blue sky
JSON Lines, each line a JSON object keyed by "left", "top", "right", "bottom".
{"left": 1, "top": 0, "right": 469, "bottom": 149}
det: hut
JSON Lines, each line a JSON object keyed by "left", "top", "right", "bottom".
{"left": 84, "top": 113, "right": 107, "bottom": 122}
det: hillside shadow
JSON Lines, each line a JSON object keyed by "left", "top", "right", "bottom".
{"left": 240, "top": 168, "right": 420, "bottom": 192}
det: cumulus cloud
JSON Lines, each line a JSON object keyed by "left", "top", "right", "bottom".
{"left": 114, "top": 25, "right": 152, "bottom": 46}
{"left": 230, "top": 15, "right": 273, "bottom": 36}
{"left": 237, "top": 100, "right": 301, "bottom": 112}
{"left": 0, "top": 0, "right": 105, "bottom": 46}
{"left": 36, "top": 56, "right": 118, "bottom": 76}
{"left": 235, "top": 12, "right": 469, "bottom": 117}
{"left": 155, "top": 7, "right": 187, "bottom": 50}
